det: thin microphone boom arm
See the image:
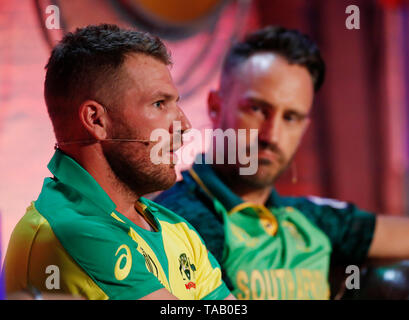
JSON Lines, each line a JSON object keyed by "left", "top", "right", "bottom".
{"left": 54, "top": 138, "right": 152, "bottom": 149}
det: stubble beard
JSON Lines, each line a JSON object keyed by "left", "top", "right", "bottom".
{"left": 102, "top": 121, "right": 176, "bottom": 198}
{"left": 226, "top": 147, "right": 292, "bottom": 190}
{"left": 237, "top": 157, "right": 290, "bottom": 189}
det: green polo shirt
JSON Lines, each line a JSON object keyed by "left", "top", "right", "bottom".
{"left": 4, "top": 150, "right": 230, "bottom": 300}
{"left": 155, "top": 159, "right": 376, "bottom": 300}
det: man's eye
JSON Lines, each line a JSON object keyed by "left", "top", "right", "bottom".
{"left": 153, "top": 101, "right": 164, "bottom": 108}
{"left": 250, "top": 105, "right": 261, "bottom": 112}
{"left": 284, "top": 113, "right": 301, "bottom": 122}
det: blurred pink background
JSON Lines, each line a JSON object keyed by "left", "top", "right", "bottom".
{"left": 1, "top": 0, "right": 409, "bottom": 260}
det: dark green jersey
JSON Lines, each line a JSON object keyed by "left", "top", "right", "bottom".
{"left": 155, "top": 160, "right": 376, "bottom": 300}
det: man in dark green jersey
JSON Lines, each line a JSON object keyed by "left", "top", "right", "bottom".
{"left": 4, "top": 24, "right": 233, "bottom": 300}
{"left": 155, "top": 26, "right": 409, "bottom": 299}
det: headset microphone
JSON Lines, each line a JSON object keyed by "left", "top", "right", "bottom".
{"left": 54, "top": 138, "right": 152, "bottom": 149}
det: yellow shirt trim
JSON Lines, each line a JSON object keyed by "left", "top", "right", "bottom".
{"left": 4, "top": 203, "right": 108, "bottom": 299}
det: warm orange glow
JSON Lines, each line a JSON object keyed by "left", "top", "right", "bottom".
{"left": 136, "top": 0, "right": 222, "bottom": 23}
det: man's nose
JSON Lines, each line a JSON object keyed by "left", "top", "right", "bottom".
{"left": 259, "top": 114, "right": 281, "bottom": 145}
{"left": 171, "top": 105, "right": 192, "bottom": 136}
{"left": 178, "top": 106, "right": 192, "bottom": 134}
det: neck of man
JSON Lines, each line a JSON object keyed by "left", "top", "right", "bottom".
{"left": 62, "top": 145, "right": 153, "bottom": 231}
{"left": 212, "top": 163, "right": 273, "bottom": 206}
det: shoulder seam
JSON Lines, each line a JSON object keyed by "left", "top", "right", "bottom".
{"left": 31, "top": 203, "right": 109, "bottom": 299}
{"left": 27, "top": 203, "right": 48, "bottom": 287}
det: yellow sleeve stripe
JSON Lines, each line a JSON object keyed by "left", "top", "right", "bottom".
{"left": 4, "top": 204, "right": 109, "bottom": 300}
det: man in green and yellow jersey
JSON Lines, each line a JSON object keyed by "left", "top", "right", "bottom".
{"left": 4, "top": 24, "right": 233, "bottom": 300}
{"left": 155, "top": 26, "right": 409, "bottom": 299}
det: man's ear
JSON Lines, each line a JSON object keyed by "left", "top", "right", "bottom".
{"left": 78, "top": 100, "right": 109, "bottom": 141}
{"left": 208, "top": 90, "right": 222, "bottom": 127}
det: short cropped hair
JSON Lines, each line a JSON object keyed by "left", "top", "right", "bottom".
{"left": 221, "top": 26, "right": 325, "bottom": 92}
{"left": 44, "top": 24, "right": 171, "bottom": 139}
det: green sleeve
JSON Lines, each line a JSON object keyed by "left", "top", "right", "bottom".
{"left": 289, "top": 196, "right": 376, "bottom": 264}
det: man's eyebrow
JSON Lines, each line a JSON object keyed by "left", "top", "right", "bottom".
{"left": 152, "top": 91, "right": 180, "bottom": 102}
{"left": 243, "top": 96, "right": 273, "bottom": 109}
{"left": 243, "top": 96, "right": 309, "bottom": 117}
